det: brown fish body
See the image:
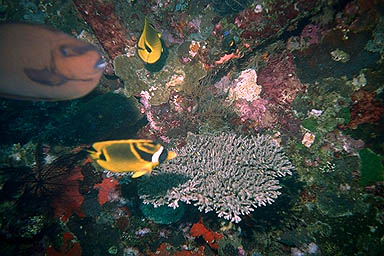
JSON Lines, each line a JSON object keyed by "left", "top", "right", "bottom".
{"left": 0, "top": 23, "right": 105, "bottom": 101}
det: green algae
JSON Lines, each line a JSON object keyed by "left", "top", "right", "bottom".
{"left": 359, "top": 148, "right": 384, "bottom": 186}
{"left": 339, "top": 107, "right": 351, "bottom": 124}
{"left": 301, "top": 117, "right": 318, "bottom": 132}
{"left": 114, "top": 55, "right": 148, "bottom": 97}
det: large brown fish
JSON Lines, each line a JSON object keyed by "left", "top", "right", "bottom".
{"left": 0, "top": 23, "right": 106, "bottom": 101}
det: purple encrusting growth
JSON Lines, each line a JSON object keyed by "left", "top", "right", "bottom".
{"left": 138, "top": 133, "right": 294, "bottom": 223}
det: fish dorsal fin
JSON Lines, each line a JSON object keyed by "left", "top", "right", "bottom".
{"left": 144, "top": 19, "right": 160, "bottom": 47}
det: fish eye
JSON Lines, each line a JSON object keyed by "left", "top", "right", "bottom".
{"left": 59, "top": 46, "right": 71, "bottom": 57}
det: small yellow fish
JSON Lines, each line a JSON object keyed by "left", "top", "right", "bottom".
{"left": 89, "top": 139, "right": 176, "bottom": 178}
{"left": 137, "top": 17, "right": 163, "bottom": 64}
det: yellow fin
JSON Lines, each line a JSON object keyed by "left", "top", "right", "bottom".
{"left": 132, "top": 170, "right": 150, "bottom": 178}
{"left": 87, "top": 149, "right": 100, "bottom": 160}
{"left": 167, "top": 151, "right": 177, "bottom": 161}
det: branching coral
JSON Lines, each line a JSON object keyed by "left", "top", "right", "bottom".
{"left": 138, "top": 133, "right": 294, "bottom": 223}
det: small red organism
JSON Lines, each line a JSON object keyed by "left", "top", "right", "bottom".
{"left": 190, "top": 220, "right": 223, "bottom": 250}
{"left": 93, "top": 177, "right": 119, "bottom": 206}
{"left": 51, "top": 166, "right": 85, "bottom": 222}
{"left": 174, "top": 246, "right": 205, "bottom": 256}
{"left": 46, "top": 232, "right": 81, "bottom": 256}
{"left": 215, "top": 50, "right": 242, "bottom": 65}
{"left": 146, "top": 243, "right": 170, "bottom": 256}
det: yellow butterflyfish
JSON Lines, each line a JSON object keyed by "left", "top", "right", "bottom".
{"left": 89, "top": 139, "right": 176, "bottom": 178}
{"left": 137, "top": 17, "right": 163, "bottom": 64}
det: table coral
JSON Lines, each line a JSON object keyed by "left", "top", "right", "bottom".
{"left": 138, "top": 133, "right": 294, "bottom": 223}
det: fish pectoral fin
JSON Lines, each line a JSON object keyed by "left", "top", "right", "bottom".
{"left": 131, "top": 162, "right": 154, "bottom": 178}
{"left": 132, "top": 170, "right": 150, "bottom": 178}
{"left": 24, "top": 67, "right": 67, "bottom": 86}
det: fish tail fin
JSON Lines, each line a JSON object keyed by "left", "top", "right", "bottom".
{"left": 167, "top": 151, "right": 177, "bottom": 161}
{"left": 86, "top": 149, "right": 100, "bottom": 160}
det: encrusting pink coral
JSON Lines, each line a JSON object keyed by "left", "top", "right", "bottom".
{"left": 235, "top": 98, "right": 268, "bottom": 122}
{"left": 339, "top": 89, "right": 384, "bottom": 129}
{"left": 257, "top": 53, "right": 304, "bottom": 106}
{"left": 300, "top": 24, "right": 322, "bottom": 46}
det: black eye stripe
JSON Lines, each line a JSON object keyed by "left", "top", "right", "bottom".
{"left": 159, "top": 148, "right": 168, "bottom": 164}
{"left": 144, "top": 42, "right": 152, "bottom": 53}
{"left": 133, "top": 143, "right": 153, "bottom": 162}
{"left": 60, "top": 44, "right": 99, "bottom": 57}
{"left": 100, "top": 151, "right": 106, "bottom": 161}
{"left": 73, "top": 44, "right": 98, "bottom": 55}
